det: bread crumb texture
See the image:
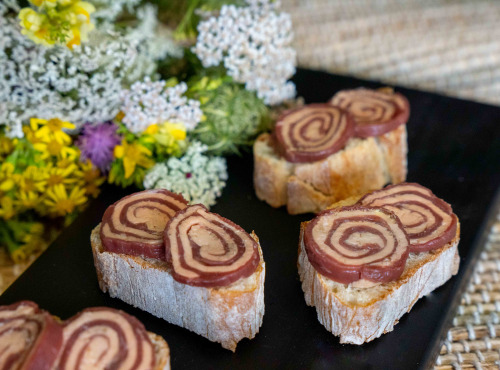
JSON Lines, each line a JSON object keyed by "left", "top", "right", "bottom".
{"left": 91, "top": 226, "right": 265, "bottom": 352}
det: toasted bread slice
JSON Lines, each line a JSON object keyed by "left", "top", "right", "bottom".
{"left": 297, "top": 196, "right": 460, "bottom": 345}
{"left": 91, "top": 225, "right": 265, "bottom": 352}
{"left": 253, "top": 125, "right": 407, "bottom": 214}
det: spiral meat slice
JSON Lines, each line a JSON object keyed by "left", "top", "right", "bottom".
{"left": 304, "top": 206, "right": 409, "bottom": 284}
{"left": 164, "top": 205, "right": 261, "bottom": 287}
{"left": 0, "top": 301, "right": 62, "bottom": 370}
{"left": 330, "top": 88, "right": 410, "bottom": 138}
{"left": 274, "top": 104, "right": 354, "bottom": 163}
{"left": 101, "top": 189, "right": 188, "bottom": 259}
{"left": 57, "top": 307, "right": 155, "bottom": 370}
{"left": 358, "top": 183, "right": 458, "bottom": 252}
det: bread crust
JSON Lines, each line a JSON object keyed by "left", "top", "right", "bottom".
{"left": 253, "top": 125, "right": 407, "bottom": 214}
{"left": 148, "top": 332, "right": 170, "bottom": 370}
{"left": 91, "top": 225, "right": 265, "bottom": 352}
{"left": 297, "top": 221, "right": 460, "bottom": 345}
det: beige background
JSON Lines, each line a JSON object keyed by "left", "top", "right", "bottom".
{"left": 284, "top": 0, "right": 500, "bottom": 106}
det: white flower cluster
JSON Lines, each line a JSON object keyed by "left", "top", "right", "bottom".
{"left": 192, "top": 0, "right": 296, "bottom": 105}
{"left": 0, "top": 0, "right": 19, "bottom": 16}
{"left": 91, "top": 0, "right": 142, "bottom": 24}
{"left": 0, "top": 16, "right": 153, "bottom": 137}
{"left": 121, "top": 78, "right": 202, "bottom": 134}
{"left": 124, "top": 4, "right": 183, "bottom": 67}
{"left": 143, "top": 141, "right": 228, "bottom": 208}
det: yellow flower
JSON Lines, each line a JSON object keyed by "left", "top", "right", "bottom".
{"left": 154, "top": 122, "right": 187, "bottom": 145}
{"left": 150, "top": 122, "right": 186, "bottom": 157}
{"left": 0, "top": 196, "right": 15, "bottom": 220}
{"left": 56, "top": 156, "right": 76, "bottom": 169}
{"left": 19, "top": 8, "right": 44, "bottom": 32}
{"left": 45, "top": 164, "right": 78, "bottom": 188}
{"left": 0, "top": 163, "right": 16, "bottom": 194}
{"left": 0, "top": 136, "right": 15, "bottom": 158}
{"left": 16, "top": 190, "right": 40, "bottom": 210}
{"left": 31, "top": 117, "right": 74, "bottom": 144}
{"left": 33, "top": 137, "right": 79, "bottom": 160}
{"left": 15, "top": 166, "right": 47, "bottom": 194}
{"left": 163, "top": 122, "right": 187, "bottom": 141}
{"left": 18, "top": 8, "right": 54, "bottom": 47}
{"left": 114, "top": 140, "right": 154, "bottom": 179}
{"left": 44, "top": 184, "right": 87, "bottom": 216}
{"left": 29, "top": 0, "right": 58, "bottom": 7}
{"left": 19, "top": 1, "right": 95, "bottom": 48}
{"left": 77, "top": 160, "right": 104, "bottom": 198}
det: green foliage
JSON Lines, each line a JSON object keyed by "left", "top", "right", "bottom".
{"left": 188, "top": 76, "right": 271, "bottom": 155}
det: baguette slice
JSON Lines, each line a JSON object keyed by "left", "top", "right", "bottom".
{"left": 149, "top": 332, "right": 170, "bottom": 370}
{"left": 297, "top": 196, "right": 460, "bottom": 344}
{"left": 91, "top": 225, "right": 265, "bottom": 352}
{"left": 254, "top": 125, "right": 407, "bottom": 214}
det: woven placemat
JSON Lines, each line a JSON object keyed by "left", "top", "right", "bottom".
{"left": 434, "top": 210, "right": 500, "bottom": 370}
{"left": 283, "top": 0, "right": 500, "bottom": 106}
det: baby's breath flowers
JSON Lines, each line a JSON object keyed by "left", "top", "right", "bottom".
{"left": 192, "top": 0, "right": 296, "bottom": 105}
{"left": 143, "top": 141, "right": 228, "bottom": 208}
{"left": 18, "top": 0, "right": 95, "bottom": 48}
{"left": 120, "top": 78, "right": 203, "bottom": 134}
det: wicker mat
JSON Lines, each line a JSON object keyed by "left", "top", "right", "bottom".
{"left": 434, "top": 215, "right": 500, "bottom": 370}
{"left": 283, "top": 0, "right": 500, "bottom": 106}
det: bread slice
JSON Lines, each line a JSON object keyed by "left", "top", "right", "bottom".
{"left": 253, "top": 125, "right": 407, "bottom": 214}
{"left": 91, "top": 225, "right": 265, "bottom": 352}
{"left": 148, "top": 332, "right": 170, "bottom": 370}
{"left": 297, "top": 197, "right": 460, "bottom": 345}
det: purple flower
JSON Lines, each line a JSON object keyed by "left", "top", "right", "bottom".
{"left": 76, "top": 122, "right": 121, "bottom": 173}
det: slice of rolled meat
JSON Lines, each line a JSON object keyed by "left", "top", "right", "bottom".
{"left": 274, "top": 103, "right": 354, "bottom": 163}
{"left": 0, "top": 301, "right": 62, "bottom": 370}
{"left": 57, "top": 307, "right": 155, "bottom": 370}
{"left": 164, "top": 205, "right": 261, "bottom": 287}
{"left": 330, "top": 88, "right": 410, "bottom": 138}
{"left": 304, "top": 206, "right": 409, "bottom": 284}
{"left": 358, "top": 183, "right": 458, "bottom": 253}
{"left": 100, "top": 189, "right": 188, "bottom": 260}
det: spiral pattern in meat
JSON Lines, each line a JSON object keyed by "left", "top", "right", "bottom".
{"left": 331, "top": 88, "right": 409, "bottom": 138}
{"left": 358, "top": 183, "right": 458, "bottom": 252}
{"left": 274, "top": 104, "right": 354, "bottom": 163}
{"left": 101, "top": 189, "right": 188, "bottom": 259}
{"left": 164, "top": 205, "right": 260, "bottom": 287}
{"left": 304, "top": 206, "right": 409, "bottom": 284}
{"left": 57, "top": 307, "right": 155, "bottom": 370}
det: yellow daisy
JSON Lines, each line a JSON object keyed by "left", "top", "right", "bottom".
{"left": 33, "top": 137, "right": 79, "bottom": 160}
{"left": 15, "top": 165, "right": 47, "bottom": 194}
{"left": 31, "top": 117, "right": 74, "bottom": 144}
{"left": 77, "top": 160, "right": 104, "bottom": 198}
{"left": 0, "top": 196, "right": 15, "bottom": 220}
{"left": 44, "top": 184, "right": 87, "bottom": 216}
{"left": 47, "top": 165, "right": 79, "bottom": 188}
{"left": 16, "top": 190, "right": 40, "bottom": 210}
{"left": 0, "top": 163, "right": 15, "bottom": 194}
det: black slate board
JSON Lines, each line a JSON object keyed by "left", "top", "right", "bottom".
{"left": 1, "top": 69, "right": 500, "bottom": 369}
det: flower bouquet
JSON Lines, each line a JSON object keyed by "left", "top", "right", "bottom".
{"left": 0, "top": 0, "right": 296, "bottom": 280}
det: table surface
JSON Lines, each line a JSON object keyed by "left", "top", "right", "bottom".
{"left": 1, "top": 69, "right": 500, "bottom": 369}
